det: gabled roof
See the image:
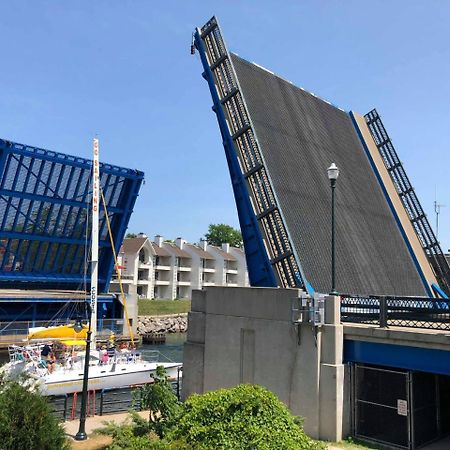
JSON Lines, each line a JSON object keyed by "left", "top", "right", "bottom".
{"left": 185, "top": 244, "right": 215, "bottom": 260}
{"left": 151, "top": 242, "right": 171, "bottom": 257}
{"left": 122, "top": 237, "right": 147, "bottom": 254}
{"left": 164, "top": 243, "right": 192, "bottom": 259}
{"left": 211, "top": 246, "right": 236, "bottom": 261}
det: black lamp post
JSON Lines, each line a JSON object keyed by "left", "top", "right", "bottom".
{"left": 327, "top": 163, "right": 340, "bottom": 296}
{"left": 74, "top": 302, "right": 92, "bottom": 441}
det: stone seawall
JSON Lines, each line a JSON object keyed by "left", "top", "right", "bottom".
{"left": 137, "top": 314, "right": 188, "bottom": 334}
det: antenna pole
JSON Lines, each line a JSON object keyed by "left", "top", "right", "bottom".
{"left": 434, "top": 200, "right": 445, "bottom": 242}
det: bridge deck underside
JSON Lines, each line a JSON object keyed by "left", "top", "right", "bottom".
{"left": 231, "top": 54, "right": 426, "bottom": 296}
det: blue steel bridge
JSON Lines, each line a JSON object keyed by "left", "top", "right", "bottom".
{"left": 0, "top": 138, "right": 143, "bottom": 324}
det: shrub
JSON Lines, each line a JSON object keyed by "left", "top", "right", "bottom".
{"left": 168, "top": 384, "right": 325, "bottom": 450}
{"left": 0, "top": 377, "right": 69, "bottom": 450}
{"left": 98, "top": 412, "right": 167, "bottom": 450}
{"left": 133, "top": 365, "right": 180, "bottom": 437}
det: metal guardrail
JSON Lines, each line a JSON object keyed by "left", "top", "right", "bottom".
{"left": 341, "top": 294, "right": 450, "bottom": 330}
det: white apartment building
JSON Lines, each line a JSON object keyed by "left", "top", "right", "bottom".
{"left": 110, "top": 234, "right": 249, "bottom": 300}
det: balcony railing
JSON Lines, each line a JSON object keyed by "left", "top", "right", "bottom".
{"left": 341, "top": 294, "right": 450, "bottom": 331}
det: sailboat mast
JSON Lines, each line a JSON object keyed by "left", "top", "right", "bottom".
{"left": 90, "top": 138, "right": 100, "bottom": 345}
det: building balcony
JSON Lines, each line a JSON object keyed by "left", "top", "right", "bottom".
{"left": 202, "top": 268, "right": 215, "bottom": 273}
{"left": 155, "top": 280, "right": 170, "bottom": 286}
{"left": 155, "top": 265, "right": 171, "bottom": 270}
{"left": 178, "top": 266, "right": 191, "bottom": 272}
{"left": 226, "top": 269, "right": 238, "bottom": 274}
{"left": 111, "top": 276, "right": 133, "bottom": 283}
{"left": 114, "top": 274, "right": 134, "bottom": 280}
{"left": 177, "top": 281, "right": 191, "bottom": 286}
{"left": 202, "top": 281, "right": 215, "bottom": 287}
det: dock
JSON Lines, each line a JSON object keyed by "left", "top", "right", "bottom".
{"left": 141, "top": 332, "right": 166, "bottom": 344}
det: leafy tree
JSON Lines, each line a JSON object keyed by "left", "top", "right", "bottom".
{"left": 203, "top": 223, "right": 243, "bottom": 248}
{"left": 168, "top": 384, "right": 325, "bottom": 450}
{"left": 0, "top": 376, "right": 69, "bottom": 450}
{"left": 133, "top": 365, "right": 180, "bottom": 437}
{"left": 126, "top": 232, "right": 138, "bottom": 238}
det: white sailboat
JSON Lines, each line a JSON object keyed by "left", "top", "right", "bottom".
{"left": 2, "top": 138, "right": 182, "bottom": 396}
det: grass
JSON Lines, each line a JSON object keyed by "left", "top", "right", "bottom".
{"left": 138, "top": 299, "right": 191, "bottom": 316}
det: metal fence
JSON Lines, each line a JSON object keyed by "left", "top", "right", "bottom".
{"left": 341, "top": 294, "right": 450, "bottom": 330}
{"left": 50, "top": 368, "right": 183, "bottom": 421}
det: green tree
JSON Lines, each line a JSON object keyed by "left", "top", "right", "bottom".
{"left": 126, "top": 232, "right": 138, "bottom": 238}
{"left": 168, "top": 384, "right": 325, "bottom": 450}
{"left": 203, "top": 223, "right": 243, "bottom": 248}
{"left": 0, "top": 377, "right": 69, "bottom": 450}
{"left": 134, "top": 365, "right": 180, "bottom": 438}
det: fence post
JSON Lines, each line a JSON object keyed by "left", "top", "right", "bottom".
{"left": 63, "top": 394, "right": 69, "bottom": 422}
{"left": 379, "top": 296, "right": 388, "bottom": 328}
{"left": 100, "top": 389, "right": 104, "bottom": 416}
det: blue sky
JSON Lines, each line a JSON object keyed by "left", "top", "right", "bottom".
{"left": 0, "top": 1, "right": 449, "bottom": 251}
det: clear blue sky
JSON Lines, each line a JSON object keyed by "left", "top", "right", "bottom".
{"left": 0, "top": 1, "right": 449, "bottom": 251}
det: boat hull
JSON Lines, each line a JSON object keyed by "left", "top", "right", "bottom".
{"left": 41, "top": 362, "right": 181, "bottom": 396}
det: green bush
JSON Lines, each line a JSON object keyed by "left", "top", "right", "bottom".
{"left": 133, "top": 365, "right": 180, "bottom": 437}
{"left": 0, "top": 377, "right": 69, "bottom": 450}
{"left": 168, "top": 384, "right": 325, "bottom": 450}
{"left": 98, "top": 412, "right": 168, "bottom": 450}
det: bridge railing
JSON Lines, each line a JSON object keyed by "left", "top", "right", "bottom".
{"left": 340, "top": 294, "right": 450, "bottom": 331}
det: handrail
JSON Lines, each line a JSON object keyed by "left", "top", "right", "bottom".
{"left": 340, "top": 294, "right": 450, "bottom": 330}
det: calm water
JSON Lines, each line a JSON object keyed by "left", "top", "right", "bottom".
{"left": 140, "top": 332, "right": 186, "bottom": 363}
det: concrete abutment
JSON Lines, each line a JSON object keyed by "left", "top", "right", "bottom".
{"left": 183, "top": 287, "right": 345, "bottom": 441}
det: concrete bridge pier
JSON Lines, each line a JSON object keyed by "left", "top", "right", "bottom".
{"left": 182, "top": 287, "right": 347, "bottom": 441}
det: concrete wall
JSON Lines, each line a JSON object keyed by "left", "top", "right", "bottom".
{"left": 183, "top": 286, "right": 346, "bottom": 441}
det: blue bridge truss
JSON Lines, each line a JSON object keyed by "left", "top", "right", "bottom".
{"left": 0, "top": 138, "right": 144, "bottom": 293}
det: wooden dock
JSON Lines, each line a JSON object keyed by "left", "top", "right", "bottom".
{"left": 141, "top": 332, "right": 166, "bottom": 344}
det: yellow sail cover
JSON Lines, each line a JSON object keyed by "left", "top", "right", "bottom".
{"left": 28, "top": 324, "right": 88, "bottom": 341}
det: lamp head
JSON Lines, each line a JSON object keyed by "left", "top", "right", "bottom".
{"left": 327, "top": 163, "right": 339, "bottom": 181}
{"left": 74, "top": 317, "right": 83, "bottom": 333}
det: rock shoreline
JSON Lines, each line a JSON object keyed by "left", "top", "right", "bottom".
{"left": 137, "top": 313, "right": 188, "bottom": 335}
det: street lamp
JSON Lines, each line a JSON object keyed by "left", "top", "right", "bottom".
{"left": 75, "top": 302, "right": 93, "bottom": 441}
{"left": 327, "top": 163, "right": 339, "bottom": 296}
